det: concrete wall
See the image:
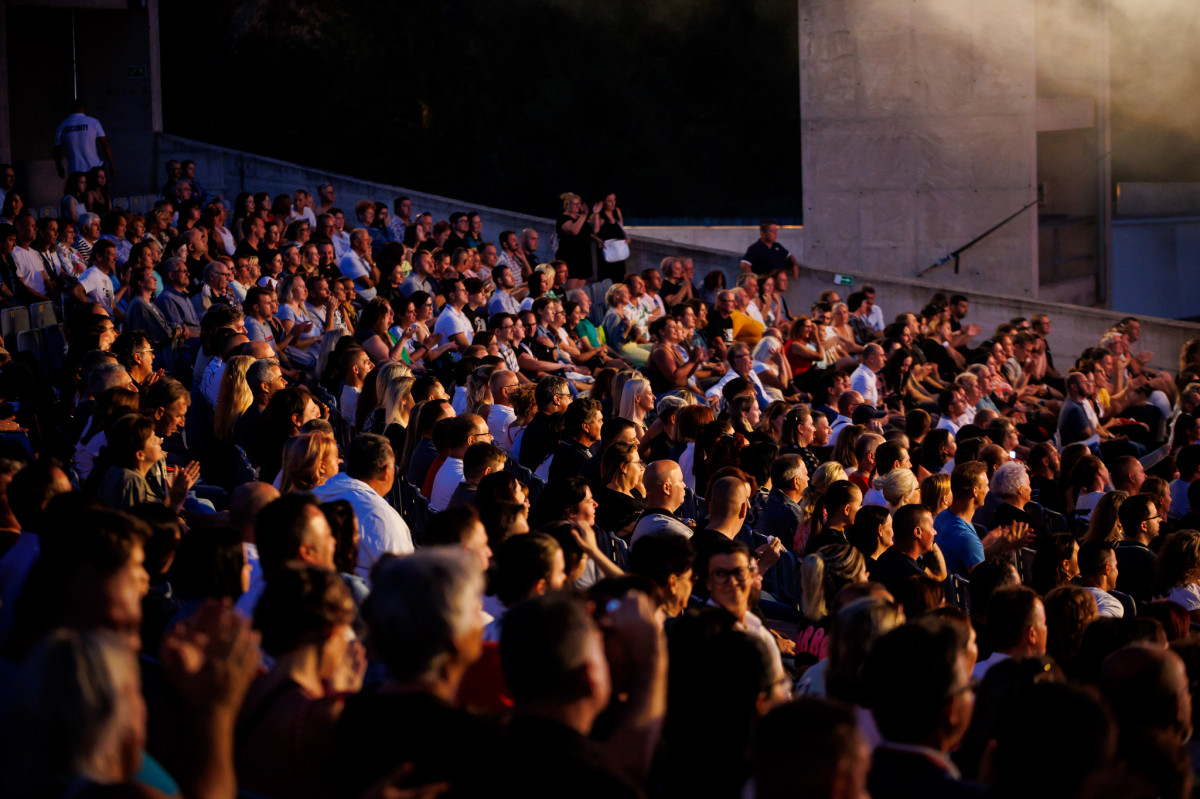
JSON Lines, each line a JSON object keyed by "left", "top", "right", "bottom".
{"left": 6, "top": 2, "right": 159, "bottom": 210}
{"left": 798, "top": 0, "right": 1040, "bottom": 297}
{"left": 626, "top": 225, "right": 807, "bottom": 262}
{"left": 1112, "top": 216, "right": 1200, "bottom": 321}
{"left": 157, "top": 133, "right": 561, "bottom": 263}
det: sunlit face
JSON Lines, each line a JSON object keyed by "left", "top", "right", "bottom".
{"left": 707, "top": 552, "right": 753, "bottom": 617}
{"left": 572, "top": 487, "right": 599, "bottom": 527}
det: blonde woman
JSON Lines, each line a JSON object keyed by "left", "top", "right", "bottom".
{"left": 824, "top": 302, "right": 863, "bottom": 358}
{"left": 920, "top": 473, "right": 953, "bottom": 517}
{"left": 214, "top": 355, "right": 255, "bottom": 445}
{"left": 795, "top": 462, "right": 849, "bottom": 554}
{"left": 876, "top": 467, "right": 921, "bottom": 512}
{"left": 617, "top": 376, "right": 654, "bottom": 437}
{"left": 279, "top": 431, "right": 340, "bottom": 493}
{"left": 465, "top": 365, "right": 495, "bottom": 416}
{"left": 377, "top": 375, "right": 416, "bottom": 457}
{"left": 361, "top": 362, "right": 412, "bottom": 432}
{"left": 555, "top": 191, "right": 594, "bottom": 291}
{"left": 276, "top": 274, "right": 320, "bottom": 370}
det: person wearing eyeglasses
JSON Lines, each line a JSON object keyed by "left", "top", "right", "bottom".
{"left": 154, "top": 255, "right": 200, "bottom": 337}
{"left": 192, "top": 259, "right": 236, "bottom": 318}
{"left": 430, "top": 414, "right": 492, "bottom": 512}
{"left": 1115, "top": 494, "right": 1161, "bottom": 602}
{"left": 704, "top": 538, "right": 786, "bottom": 685}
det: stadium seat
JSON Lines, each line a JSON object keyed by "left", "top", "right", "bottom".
{"left": 0, "top": 306, "right": 30, "bottom": 351}
{"left": 29, "top": 301, "right": 57, "bottom": 329}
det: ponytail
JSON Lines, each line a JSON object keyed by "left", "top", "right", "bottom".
{"left": 800, "top": 552, "right": 827, "bottom": 620}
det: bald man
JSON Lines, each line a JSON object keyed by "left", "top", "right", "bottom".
{"left": 243, "top": 340, "right": 276, "bottom": 361}
{"left": 828, "top": 390, "right": 865, "bottom": 448}
{"left": 630, "top": 461, "right": 693, "bottom": 544}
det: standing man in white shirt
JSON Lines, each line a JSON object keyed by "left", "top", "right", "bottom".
{"left": 53, "top": 100, "right": 116, "bottom": 179}
{"left": 849, "top": 343, "right": 885, "bottom": 406}
{"left": 338, "top": 229, "right": 378, "bottom": 301}
{"left": 434, "top": 278, "right": 474, "bottom": 351}
{"left": 313, "top": 434, "right": 414, "bottom": 579}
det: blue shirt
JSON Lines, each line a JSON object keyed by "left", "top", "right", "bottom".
{"left": 933, "top": 509, "right": 984, "bottom": 577}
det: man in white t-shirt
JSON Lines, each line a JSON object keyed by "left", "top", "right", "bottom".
{"left": 53, "top": 101, "right": 115, "bottom": 178}
{"left": 430, "top": 414, "right": 491, "bottom": 512}
{"left": 486, "top": 370, "right": 519, "bottom": 451}
{"left": 11, "top": 215, "right": 53, "bottom": 301}
{"left": 1079, "top": 540, "right": 1125, "bottom": 618}
{"left": 73, "top": 239, "right": 124, "bottom": 316}
{"left": 639, "top": 268, "right": 667, "bottom": 321}
{"left": 433, "top": 278, "right": 474, "bottom": 350}
{"left": 338, "top": 229, "right": 378, "bottom": 300}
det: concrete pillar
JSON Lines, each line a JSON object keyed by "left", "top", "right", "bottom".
{"left": 799, "top": 0, "right": 1040, "bottom": 297}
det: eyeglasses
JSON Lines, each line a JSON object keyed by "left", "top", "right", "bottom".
{"left": 710, "top": 567, "right": 751, "bottom": 584}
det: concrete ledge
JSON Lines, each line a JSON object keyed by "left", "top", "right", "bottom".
{"left": 791, "top": 261, "right": 1198, "bottom": 373}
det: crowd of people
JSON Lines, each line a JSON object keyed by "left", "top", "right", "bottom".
{"left": 2, "top": 155, "right": 1200, "bottom": 799}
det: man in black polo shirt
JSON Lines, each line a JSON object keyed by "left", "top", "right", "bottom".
{"left": 870, "top": 504, "right": 946, "bottom": 588}
{"left": 738, "top": 220, "right": 798, "bottom": 277}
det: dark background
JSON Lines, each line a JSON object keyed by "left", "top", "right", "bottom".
{"left": 160, "top": 0, "right": 804, "bottom": 225}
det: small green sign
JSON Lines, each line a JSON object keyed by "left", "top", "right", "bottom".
{"left": 833, "top": 274, "right": 854, "bottom": 286}
{"left": 125, "top": 65, "right": 147, "bottom": 78}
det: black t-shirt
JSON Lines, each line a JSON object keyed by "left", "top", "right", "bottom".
{"left": 870, "top": 547, "right": 925, "bottom": 591}
{"left": 594, "top": 486, "right": 646, "bottom": 538}
{"left": 706, "top": 314, "right": 734, "bottom": 346}
{"left": 444, "top": 233, "right": 470, "bottom": 253}
{"left": 1115, "top": 541, "right": 1157, "bottom": 602}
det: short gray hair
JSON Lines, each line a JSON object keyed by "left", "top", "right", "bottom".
{"left": 364, "top": 549, "right": 484, "bottom": 683}
{"left": 990, "top": 461, "right": 1029, "bottom": 499}
{"left": 203, "top": 261, "right": 224, "bottom": 281}
{"left": 246, "top": 358, "right": 280, "bottom": 395}
{"left": 77, "top": 212, "right": 99, "bottom": 229}
{"left": 346, "top": 433, "right": 393, "bottom": 481}
{"left": 87, "top": 362, "right": 129, "bottom": 398}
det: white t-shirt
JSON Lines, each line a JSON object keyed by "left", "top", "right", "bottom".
{"left": 338, "top": 252, "right": 376, "bottom": 300}
{"left": 1083, "top": 586, "right": 1124, "bottom": 618}
{"left": 54, "top": 113, "right": 107, "bottom": 174}
{"left": 77, "top": 266, "right": 115, "bottom": 314}
{"left": 433, "top": 305, "right": 472, "bottom": 342}
{"left": 488, "top": 404, "right": 517, "bottom": 452}
{"left": 429, "top": 457, "right": 464, "bottom": 513}
{"left": 12, "top": 246, "right": 47, "bottom": 295}
{"left": 339, "top": 385, "right": 361, "bottom": 426}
